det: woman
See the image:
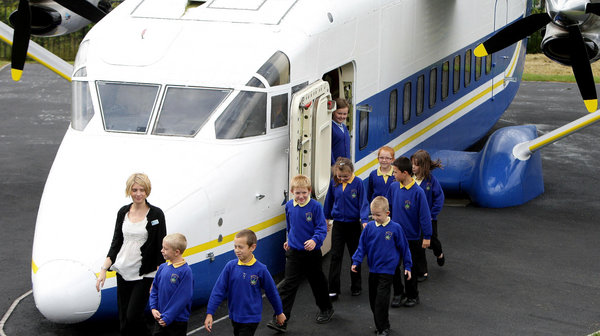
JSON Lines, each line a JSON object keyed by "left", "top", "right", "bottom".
{"left": 96, "top": 173, "right": 167, "bottom": 336}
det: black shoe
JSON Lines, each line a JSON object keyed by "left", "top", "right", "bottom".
{"left": 391, "top": 295, "right": 406, "bottom": 308}
{"left": 351, "top": 289, "right": 361, "bottom": 296}
{"left": 329, "top": 293, "right": 338, "bottom": 301}
{"left": 377, "top": 328, "right": 390, "bottom": 336}
{"left": 417, "top": 273, "right": 428, "bottom": 282}
{"left": 404, "top": 297, "right": 419, "bottom": 307}
{"left": 266, "top": 319, "right": 287, "bottom": 333}
{"left": 315, "top": 308, "right": 334, "bottom": 323}
{"left": 437, "top": 254, "right": 445, "bottom": 266}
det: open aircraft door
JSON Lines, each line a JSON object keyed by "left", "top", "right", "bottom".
{"left": 288, "top": 80, "right": 334, "bottom": 252}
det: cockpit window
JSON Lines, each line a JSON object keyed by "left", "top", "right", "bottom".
{"left": 256, "top": 51, "right": 290, "bottom": 86}
{"left": 153, "top": 86, "right": 231, "bottom": 137}
{"left": 97, "top": 81, "right": 159, "bottom": 133}
{"left": 215, "top": 91, "right": 267, "bottom": 139}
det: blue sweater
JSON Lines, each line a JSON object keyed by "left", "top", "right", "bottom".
{"left": 416, "top": 175, "right": 444, "bottom": 220}
{"left": 206, "top": 258, "right": 283, "bottom": 323}
{"left": 386, "top": 180, "right": 432, "bottom": 240}
{"left": 324, "top": 176, "right": 370, "bottom": 223}
{"left": 367, "top": 168, "right": 396, "bottom": 202}
{"left": 149, "top": 261, "right": 193, "bottom": 325}
{"left": 285, "top": 198, "right": 328, "bottom": 251}
{"left": 331, "top": 121, "right": 350, "bottom": 164}
{"left": 352, "top": 219, "right": 412, "bottom": 274}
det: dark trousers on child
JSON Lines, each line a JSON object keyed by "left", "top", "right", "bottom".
{"left": 152, "top": 321, "right": 188, "bottom": 336}
{"left": 328, "top": 220, "right": 362, "bottom": 294}
{"left": 116, "top": 274, "right": 153, "bottom": 336}
{"left": 418, "top": 219, "right": 444, "bottom": 275}
{"left": 393, "top": 239, "right": 426, "bottom": 299}
{"left": 230, "top": 321, "right": 259, "bottom": 336}
{"left": 368, "top": 273, "right": 393, "bottom": 332}
{"left": 278, "top": 249, "right": 332, "bottom": 320}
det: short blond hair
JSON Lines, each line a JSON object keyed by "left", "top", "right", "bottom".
{"left": 163, "top": 233, "right": 187, "bottom": 253}
{"left": 370, "top": 196, "right": 389, "bottom": 213}
{"left": 290, "top": 174, "right": 312, "bottom": 192}
{"left": 125, "top": 173, "right": 152, "bottom": 197}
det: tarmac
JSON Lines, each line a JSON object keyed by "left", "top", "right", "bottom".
{"left": 1, "top": 64, "right": 599, "bottom": 336}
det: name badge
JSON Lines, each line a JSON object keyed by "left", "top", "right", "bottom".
{"left": 151, "top": 219, "right": 160, "bottom": 226}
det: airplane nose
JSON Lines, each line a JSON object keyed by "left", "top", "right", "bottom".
{"left": 32, "top": 259, "right": 101, "bottom": 323}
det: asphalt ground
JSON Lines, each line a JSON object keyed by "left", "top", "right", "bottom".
{"left": 1, "top": 64, "right": 599, "bottom": 335}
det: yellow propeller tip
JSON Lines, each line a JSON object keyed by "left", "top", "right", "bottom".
{"left": 584, "top": 99, "right": 597, "bottom": 112}
{"left": 11, "top": 69, "right": 23, "bottom": 81}
{"left": 474, "top": 44, "right": 488, "bottom": 57}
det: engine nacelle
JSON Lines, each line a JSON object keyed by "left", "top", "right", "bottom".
{"left": 541, "top": 16, "right": 600, "bottom": 66}
{"left": 8, "top": 0, "right": 94, "bottom": 37}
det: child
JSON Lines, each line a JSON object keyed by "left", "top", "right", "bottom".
{"left": 149, "top": 233, "right": 194, "bottom": 336}
{"left": 351, "top": 196, "right": 412, "bottom": 336}
{"left": 367, "top": 146, "right": 396, "bottom": 202}
{"left": 411, "top": 149, "right": 445, "bottom": 282}
{"left": 331, "top": 97, "right": 351, "bottom": 165}
{"left": 324, "top": 157, "right": 370, "bottom": 299}
{"left": 266, "top": 174, "right": 333, "bottom": 332}
{"left": 386, "top": 157, "right": 432, "bottom": 307}
{"left": 205, "top": 229, "right": 285, "bottom": 336}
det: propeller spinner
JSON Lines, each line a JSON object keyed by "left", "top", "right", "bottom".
{"left": 475, "top": 0, "right": 600, "bottom": 112}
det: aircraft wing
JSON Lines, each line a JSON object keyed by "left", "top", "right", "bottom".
{"left": 0, "top": 21, "right": 73, "bottom": 81}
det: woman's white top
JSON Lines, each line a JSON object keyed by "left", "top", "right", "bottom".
{"left": 111, "top": 211, "right": 157, "bottom": 281}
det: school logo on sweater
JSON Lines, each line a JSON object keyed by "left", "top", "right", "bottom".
{"left": 425, "top": 182, "right": 431, "bottom": 191}
{"left": 351, "top": 189, "right": 358, "bottom": 198}
{"left": 170, "top": 273, "right": 179, "bottom": 284}
{"left": 385, "top": 231, "right": 393, "bottom": 240}
{"left": 250, "top": 275, "right": 259, "bottom": 286}
{"left": 404, "top": 200, "right": 411, "bottom": 210}
{"left": 305, "top": 212, "right": 313, "bottom": 222}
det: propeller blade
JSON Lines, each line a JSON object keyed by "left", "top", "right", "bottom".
{"left": 11, "top": 0, "right": 31, "bottom": 81}
{"left": 474, "top": 13, "right": 552, "bottom": 57}
{"left": 568, "top": 25, "right": 598, "bottom": 112}
{"left": 52, "top": 0, "right": 106, "bottom": 23}
{"left": 586, "top": 3, "right": 600, "bottom": 15}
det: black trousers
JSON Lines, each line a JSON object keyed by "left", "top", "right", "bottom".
{"left": 152, "top": 321, "right": 188, "bottom": 336}
{"left": 116, "top": 274, "right": 153, "bottom": 336}
{"left": 230, "top": 321, "right": 259, "bottom": 336}
{"left": 278, "top": 249, "right": 332, "bottom": 320}
{"left": 392, "top": 239, "right": 425, "bottom": 299}
{"left": 328, "top": 220, "right": 362, "bottom": 294}
{"left": 419, "top": 219, "right": 444, "bottom": 275}
{"left": 368, "top": 273, "right": 393, "bottom": 333}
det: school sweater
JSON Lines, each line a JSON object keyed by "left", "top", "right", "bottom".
{"left": 415, "top": 175, "right": 445, "bottom": 221}
{"left": 285, "top": 198, "right": 328, "bottom": 251}
{"left": 386, "top": 180, "right": 432, "bottom": 241}
{"left": 323, "top": 176, "right": 370, "bottom": 223}
{"left": 206, "top": 258, "right": 283, "bottom": 324}
{"left": 352, "top": 219, "right": 412, "bottom": 274}
{"left": 367, "top": 167, "right": 396, "bottom": 202}
{"left": 149, "top": 261, "right": 193, "bottom": 326}
{"left": 331, "top": 121, "right": 350, "bottom": 164}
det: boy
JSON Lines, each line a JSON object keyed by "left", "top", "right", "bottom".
{"left": 149, "top": 233, "right": 194, "bottom": 336}
{"left": 266, "top": 174, "right": 334, "bottom": 332}
{"left": 205, "top": 229, "right": 285, "bottom": 336}
{"left": 351, "top": 196, "right": 412, "bottom": 336}
{"left": 386, "top": 157, "right": 432, "bottom": 307}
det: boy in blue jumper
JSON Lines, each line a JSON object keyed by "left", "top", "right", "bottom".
{"left": 205, "top": 229, "right": 285, "bottom": 336}
{"left": 149, "top": 233, "right": 194, "bottom": 336}
{"left": 351, "top": 196, "right": 412, "bottom": 336}
{"left": 386, "top": 157, "right": 432, "bottom": 308}
{"left": 267, "top": 174, "right": 334, "bottom": 333}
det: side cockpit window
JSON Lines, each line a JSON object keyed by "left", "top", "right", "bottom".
{"left": 257, "top": 51, "right": 290, "bottom": 86}
{"left": 215, "top": 91, "right": 267, "bottom": 139}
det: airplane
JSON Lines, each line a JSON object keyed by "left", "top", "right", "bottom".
{"left": 3, "top": 0, "right": 600, "bottom": 325}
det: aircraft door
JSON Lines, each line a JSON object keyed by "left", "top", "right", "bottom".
{"left": 492, "top": 0, "right": 508, "bottom": 97}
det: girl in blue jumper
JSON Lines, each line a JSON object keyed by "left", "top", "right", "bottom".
{"left": 411, "top": 149, "right": 445, "bottom": 281}
{"left": 367, "top": 146, "right": 396, "bottom": 202}
{"left": 324, "top": 157, "right": 370, "bottom": 299}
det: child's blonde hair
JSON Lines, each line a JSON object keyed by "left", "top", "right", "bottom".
{"left": 125, "top": 173, "right": 152, "bottom": 197}
{"left": 370, "top": 196, "right": 390, "bottom": 213}
{"left": 163, "top": 233, "right": 187, "bottom": 253}
{"left": 290, "top": 174, "right": 312, "bottom": 191}
{"left": 332, "top": 157, "right": 354, "bottom": 185}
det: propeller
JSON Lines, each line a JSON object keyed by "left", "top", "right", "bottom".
{"left": 474, "top": 2, "right": 600, "bottom": 112}
{"left": 10, "top": 0, "right": 107, "bottom": 81}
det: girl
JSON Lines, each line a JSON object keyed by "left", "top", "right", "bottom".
{"left": 411, "top": 150, "right": 445, "bottom": 281}
{"left": 324, "top": 157, "right": 370, "bottom": 299}
{"left": 367, "top": 146, "right": 396, "bottom": 202}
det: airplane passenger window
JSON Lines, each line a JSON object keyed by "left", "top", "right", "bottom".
{"left": 475, "top": 56, "right": 482, "bottom": 80}
{"left": 485, "top": 55, "right": 492, "bottom": 75}
{"left": 389, "top": 89, "right": 398, "bottom": 133}
{"left": 271, "top": 94, "right": 288, "bottom": 129}
{"left": 453, "top": 55, "right": 461, "bottom": 94}
{"left": 97, "top": 81, "right": 159, "bottom": 133}
{"left": 403, "top": 82, "right": 411, "bottom": 124}
{"left": 256, "top": 51, "right": 290, "bottom": 86}
{"left": 215, "top": 91, "right": 267, "bottom": 139}
{"left": 359, "top": 109, "right": 369, "bottom": 150}
{"left": 429, "top": 68, "right": 437, "bottom": 108}
{"left": 416, "top": 75, "right": 424, "bottom": 116}
{"left": 72, "top": 80, "right": 94, "bottom": 131}
{"left": 441, "top": 61, "right": 449, "bottom": 100}
{"left": 464, "top": 49, "right": 472, "bottom": 87}
{"left": 153, "top": 87, "right": 231, "bottom": 137}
